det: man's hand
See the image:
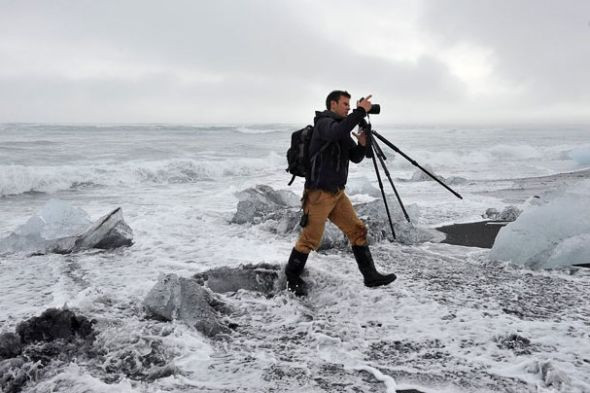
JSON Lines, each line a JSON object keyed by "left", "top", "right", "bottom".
{"left": 357, "top": 94, "right": 372, "bottom": 113}
{"left": 352, "top": 130, "right": 368, "bottom": 146}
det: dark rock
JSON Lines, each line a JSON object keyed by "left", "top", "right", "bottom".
{"left": 231, "top": 185, "right": 299, "bottom": 225}
{"left": 73, "top": 207, "right": 133, "bottom": 250}
{"left": 193, "top": 263, "right": 281, "bottom": 294}
{"left": 143, "top": 274, "right": 229, "bottom": 337}
{"left": 495, "top": 333, "right": 531, "bottom": 355}
{"left": 0, "top": 333, "right": 22, "bottom": 359}
{"left": 0, "top": 308, "right": 95, "bottom": 393}
{"left": 16, "top": 308, "right": 95, "bottom": 344}
{"left": 54, "top": 207, "right": 133, "bottom": 253}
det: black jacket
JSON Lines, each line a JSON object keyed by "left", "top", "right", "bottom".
{"left": 305, "top": 109, "right": 368, "bottom": 192}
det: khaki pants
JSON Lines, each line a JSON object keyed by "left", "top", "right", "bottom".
{"left": 295, "top": 189, "right": 368, "bottom": 253}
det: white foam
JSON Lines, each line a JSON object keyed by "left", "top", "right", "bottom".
{"left": 235, "top": 126, "right": 283, "bottom": 134}
{"left": 32, "top": 363, "right": 137, "bottom": 393}
{"left": 0, "top": 153, "right": 284, "bottom": 197}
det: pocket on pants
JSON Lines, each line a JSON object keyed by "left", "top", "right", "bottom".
{"left": 307, "top": 190, "right": 326, "bottom": 205}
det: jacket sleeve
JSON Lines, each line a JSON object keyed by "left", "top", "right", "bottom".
{"left": 349, "top": 140, "right": 368, "bottom": 163}
{"left": 317, "top": 108, "right": 367, "bottom": 142}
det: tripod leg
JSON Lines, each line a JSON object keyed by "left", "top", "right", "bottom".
{"left": 369, "top": 142, "right": 397, "bottom": 240}
{"left": 371, "top": 136, "right": 411, "bottom": 223}
{"left": 372, "top": 129, "right": 463, "bottom": 200}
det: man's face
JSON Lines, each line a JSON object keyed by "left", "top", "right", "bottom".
{"left": 330, "top": 96, "right": 350, "bottom": 118}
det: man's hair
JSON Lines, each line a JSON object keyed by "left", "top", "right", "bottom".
{"left": 326, "top": 90, "right": 351, "bottom": 110}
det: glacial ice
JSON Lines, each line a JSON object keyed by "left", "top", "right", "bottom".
{"left": 483, "top": 205, "right": 522, "bottom": 221}
{"left": 568, "top": 145, "right": 590, "bottom": 166}
{"left": 490, "top": 180, "right": 590, "bottom": 268}
{"left": 0, "top": 199, "right": 133, "bottom": 254}
{"left": 15, "top": 199, "right": 91, "bottom": 240}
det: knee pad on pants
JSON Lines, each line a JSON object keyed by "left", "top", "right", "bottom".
{"left": 349, "top": 223, "right": 368, "bottom": 246}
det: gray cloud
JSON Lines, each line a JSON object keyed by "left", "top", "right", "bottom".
{"left": 0, "top": 0, "right": 588, "bottom": 124}
{"left": 423, "top": 1, "right": 590, "bottom": 102}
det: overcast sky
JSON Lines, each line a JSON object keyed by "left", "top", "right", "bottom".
{"left": 1, "top": 0, "right": 589, "bottom": 125}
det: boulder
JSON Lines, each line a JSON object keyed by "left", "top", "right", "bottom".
{"left": 69, "top": 207, "right": 133, "bottom": 251}
{"left": 143, "top": 274, "right": 229, "bottom": 337}
{"left": 15, "top": 308, "right": 95, "bottom": 344}
{"left": 0, "top": 308, "right": 95, "bottom": 393}
{"left": 0, "top": 333, "right": 22, "bottom": 360}
{"left": 231, "top": 185, "right": 300, "bottom": 225}
{"left": 193, "top": 263, "right": 281, "bottom": 294}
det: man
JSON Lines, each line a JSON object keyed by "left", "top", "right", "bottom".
{"left": 285, "top": 90, "right": 397, "bottom": 296}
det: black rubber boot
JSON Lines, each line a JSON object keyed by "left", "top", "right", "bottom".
{"left": 352, "top": 245, "right": 396, "bottom": 287}
{"left": 285, "top": 248, "right": 309, "bottom": 296}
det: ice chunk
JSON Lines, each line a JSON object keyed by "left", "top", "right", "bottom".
{"left": 568, "top": 145, "right": 590, "bottom": 166}
{"left": 16, "top": 199, "right": 91, "bottom": 239}
{"left": 232, "top": 185, "right": 299, "bottom": 224}
{"left": 490, "top": 180, "right": 590, "bottom": 268}
{"left": 483, "top": 205, "right": 522, "bottom": 222}
{"left": 0, "top": 200, "right": 133, "bottom": 255}
{"left": 0, "top": 199, "right": 90, "bottom": 253}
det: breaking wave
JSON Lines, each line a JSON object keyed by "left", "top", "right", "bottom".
{"left": 392, "top": 144, "right": 546, "bottom": 170}
{"left": 379, "top": 142, "right": 586, "bottom": 180}
{"left": 235, "top": 125, "right": 292, "bottom": 134}
{"left": 0, "top": 153, "right": 284, "bottom": 197}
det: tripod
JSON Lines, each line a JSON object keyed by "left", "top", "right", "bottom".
{"left": 363, "top": 120, "right": 463, "bottom": 240}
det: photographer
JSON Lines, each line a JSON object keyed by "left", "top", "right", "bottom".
{"left": 285, "top": 90, "right": 397, "bottom": 296}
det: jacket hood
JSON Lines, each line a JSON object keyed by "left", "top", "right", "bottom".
{"left": 314, "top": 110, "right": 344, "bottom": 123}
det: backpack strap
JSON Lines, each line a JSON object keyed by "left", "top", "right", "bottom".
{"left": 309, "top": 142, "right": 332, "bottom": 182}
{"left": 288, "top": 174, "right": 297, "bottom": 186}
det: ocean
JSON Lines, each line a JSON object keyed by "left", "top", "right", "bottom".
{"left": 1, "top": 123, "right": 589, "bottom": 392}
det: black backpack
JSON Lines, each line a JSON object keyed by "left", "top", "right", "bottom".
{"left": 286, "top": 125, "right": 331, "bottom": 186}
{"left": 286, "top": 125, "right": 313, "bottom": 185}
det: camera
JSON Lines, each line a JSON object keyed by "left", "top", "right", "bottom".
{"left": 368, "top": 104, "right": 380, "bottom": 115}
{"left": 359, "top": 97, "right": 380, "bottom": 115}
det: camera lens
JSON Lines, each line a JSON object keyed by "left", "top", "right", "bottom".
{"left": 368, "top": 104, "right": 380, "bottom": 115}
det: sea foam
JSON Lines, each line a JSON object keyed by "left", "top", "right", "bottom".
{"left": 0, "top": 153, "right": 283, "bottom": 197}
